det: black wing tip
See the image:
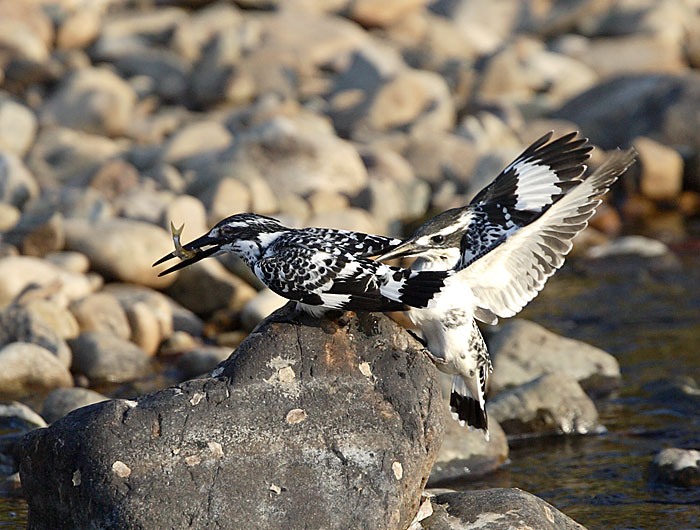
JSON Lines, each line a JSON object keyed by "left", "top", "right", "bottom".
{"left": 450, "top": 391, "right": 488, "bottom": 431}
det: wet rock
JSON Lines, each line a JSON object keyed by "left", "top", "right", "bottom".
{"left": 41, "top": 387, "right": 108, "bottom": 424}
{"left": 0, "top": 98, "right": 37, "bottom": 156}
{"left": 69, "top": 331, "right": 151, "bottom": 384}
{"left": 219, "top": 116, "right": 368, "bottom": 197}
{"left": 0, "top": 342, "right": 73, "bottom": 400}
{"left": 649, "top": 448, "right": 700, "bottom": 488}
{"left": 0, "top": 152, "right": 39, "bottom": 208}
{"left": 64, "top": 218, "right": 175, "bottom": 289}
{"left": 20, "top": 307, "right": 444, "bottom": 530}
{"left": 40, "top": 67, "right": 137, "bottom": 137}
{"left": 488, "top": 319, "right": 622, "bottom": 398}
{"left": 644, "top": 376, "right": 700, "bottom": 416}
{"left": 585, "top": 235, "right": 671, "bottom": 259}
{"left": 423, "top": 488, "right": 586, "bottom": 530}
{"left": 487, "top": 373, "right": 601, "bottom": 436}
{"left": 69, "top": 292, "right": 131, "bottom": 340}
{"left": 632, "top": 136, "right": 683, "bottom": 201}
{"left": 177, "top": 345, "right": 232, "bottom": 379}
{"left": 27, "top": 127, "right": 123, "bottom": 187}
{"left": 240, "top": 288, "right": 287, "bottom": 330}
{"left": 165, "top": 259, "right": 257, "bottom": 317}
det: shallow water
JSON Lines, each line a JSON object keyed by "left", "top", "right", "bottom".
{"left": 2, "top": 242, "right": 699, "bottom": 529}
{"left": 461, "top": 245, "right": 700, "bottom": 530}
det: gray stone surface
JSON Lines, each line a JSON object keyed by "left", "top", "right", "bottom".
{"left": 0, "top": 342, "right": 73, "bottom": 400}
{"left": 488, "top": 319, "right": 621, "bottom": 398}
{"left": 20, "top": 307, "right": 444, "bottom": 530}
{"left": 69, "top": 331, "right": 151, "bottom": 384}
{"left": 422, "top": 489, "right": 587, "bottom": 529}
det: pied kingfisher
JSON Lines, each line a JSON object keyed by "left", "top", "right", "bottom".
{"left": 153, "top": 214, "right": 452, "bottom": 315}
{"left": 378, "top": 132, "right": 636, "bottom": 434}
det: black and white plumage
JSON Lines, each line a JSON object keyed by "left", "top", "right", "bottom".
{"left": 153, "top": 213, "right": 451, "bottom": 315}
{"left": 378, "top": 132, "right": 637, "bottom": 435}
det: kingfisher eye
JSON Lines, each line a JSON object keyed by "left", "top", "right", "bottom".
{"left": 431, "top": 234, "right": 445, "bottom": 244}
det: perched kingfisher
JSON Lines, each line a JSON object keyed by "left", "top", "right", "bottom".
{"left": 153, "top": 214, "right": 452, "bottom": 316}
{"left": 377, "top": 132, "right": 636, "bottom": 435}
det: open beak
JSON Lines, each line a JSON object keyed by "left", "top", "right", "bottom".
{"left": 152, "top": 233, "right": 223, "bottom": 277}
{"left": 375, "top": 240, "right": 422, "bottom": 262}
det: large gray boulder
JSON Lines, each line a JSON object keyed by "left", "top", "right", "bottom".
{"left": 20, "top": 305, "right": 444, "bottom": 529}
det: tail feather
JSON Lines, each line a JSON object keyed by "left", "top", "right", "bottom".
{"left": 450, "top": 375, "right": 489, "bottom": 438}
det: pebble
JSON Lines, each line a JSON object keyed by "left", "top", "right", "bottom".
{"left": 40, "top": 66, "right": 137, "bottom": 137}
{"left": 649, "top": 448, "right": 700, "bottom": 488}
{"left": 0, "top": 98, "right": 37, "bottom": 156}
{"left": 64, "top": 218, "right": 175, "bottom": 289}
{"left": 632, "top": 136, "right": 684, "bottom": 201}
{"left": 0, "top": 402, "right": 47, "bottom": 432}
{"left": 0, "top": 152, "right": 39, "bottom": 209}
{"left": 240, "top": 289, "right": 289, "bottom": 331}
{"left": 69, "top": 331, "right": 151, "bottom": 384}
{"left": 41, "top": 387, "right": 108, "bottom": 423}
{"left": 0, "top": 342, "right": 73, "bottom": 400}
{"left": 164, "top": 258, "right": 257, "bottom": 316}
{"left": 177, "top": 346, "right": 232, "bottom": 379}
{"left": 69, "top": 292, "right": 132, "bottom": 340}
{"left": 0, "top": 303, "right": 73, "bottom": 367}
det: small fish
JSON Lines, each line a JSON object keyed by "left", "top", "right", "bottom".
{"left": 170, "top": 221, "right": 197, "bottom": 260}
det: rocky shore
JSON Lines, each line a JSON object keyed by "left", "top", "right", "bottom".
{"left": 1, "top": 0, "right": 699, "bottom": 528}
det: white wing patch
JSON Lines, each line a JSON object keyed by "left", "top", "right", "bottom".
{"left": 513, "top": 159, "right": 564, "bottom": 211}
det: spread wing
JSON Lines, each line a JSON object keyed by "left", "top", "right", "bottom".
{"left": 459, "top": 148, "right": 636, "bottom": 324}
{"left": 460, "top": 131, "right": 593, "bottom": 267}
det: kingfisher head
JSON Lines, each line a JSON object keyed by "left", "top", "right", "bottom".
{"left": 153, "top": 213, "right": 286, "bottom": 276}
{"left": 376, "top": 208, "right": 472, "bottom": 266}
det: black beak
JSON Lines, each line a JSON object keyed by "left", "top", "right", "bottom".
{"left": 152, "top": 233, "right": 223, "bottom": 277}
{"left": 375, "top": 240, "right": 422, "bottom": 262}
